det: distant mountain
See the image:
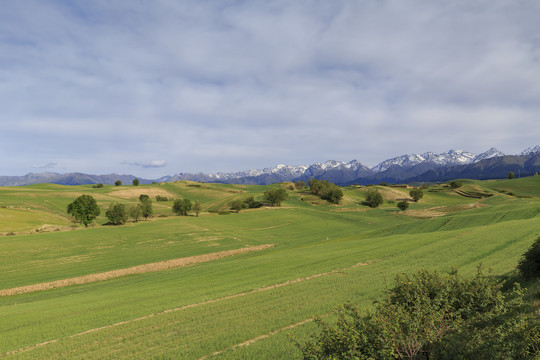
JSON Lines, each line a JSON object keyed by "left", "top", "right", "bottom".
{"left": 1, "top": 146, "right": 538, "bottom": 186}
{"left": 0, "top": 173, "right": 151, "bottom": 187}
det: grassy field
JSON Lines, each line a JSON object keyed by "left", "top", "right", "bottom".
{"left": 0, "top": 178, "right": 539, "bottom": 358}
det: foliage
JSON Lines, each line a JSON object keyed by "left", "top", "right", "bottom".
{"left": 264, "top": 188, "right": 288, "bottom": 207}
{"left": 449, "top": 180, "right": 462, "bottom": 189}
{"left": 92, "top": 183, "right": 104, "bottom": 188}
{"left": 508, "top": 171, "right": 515, "bottom": 179}
{"left": 517, "top": 237, "right": 540, "bottom": 280}
{"left": 409, "top": 188, "right": 424, "bottom": 202}
{"left": 133, "top": 179, "right": 140, "bottom": 186}
{"left": 397, "top": 201, "right": 409, "bottom": 211}
{"left": 230, "top": 199, "right": 246, "bottom": 213}
{"left": 308, "top": 179, "right": 344, "bottom": 204}
{"left": 139, "top": 197, "right": 153, "bottom": 220}
{"left": 114, "top": 180, "right": 122, "bottom": 186}
{"left": 365, "top": 189, "right": 383, "bottom": 208}
{"left": 172, "top": 198, "right": 192, "bottom": 216}
{"left": 244, "top": 196, "right": 263, "bottom": 209}
{"left": 294, "top": 180, "right": 306, "bottom": 190}
{"left": 193, "top": 200, "right": 202, "bottom": 217}
{"left": 297, "top": 268, "right": 539, "bottom": 359}
{"left": 129, "top": 204, "right": 142, "bottom": 222}
{"left": 380, "top": 182, "right": 388, "bottom": 186}
{"left": 106, "top": 203, "right": 128, "bottom": 225}
{"left": 156, "top": 195, "right": 168, "bottom": 201}
{"left": 66, "top": 195, "right": 101, "bottom": 227}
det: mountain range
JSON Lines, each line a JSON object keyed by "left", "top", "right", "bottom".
{"left": 1, "top": 146, "right": 540, "bottom": 187}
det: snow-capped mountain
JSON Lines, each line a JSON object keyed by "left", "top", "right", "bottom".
{"left": 472, "top": 148, "right": 506, "bottom": 162}
{"left": 521, "top": 145, "right": 540, "bottom": 155}
{"left": 1, "top": 146, "right": 538, "bottom": 186}
{"left": 372, "top": 150, "right": 476, "bottom": 172}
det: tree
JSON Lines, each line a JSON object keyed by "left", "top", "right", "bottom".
{"left": 296, "top": 268, "right": 539, "bottom": 359}
{"left": 140, "top": 197, "right": 153, "bottom": 220}
{"left": 508, "top": 171, "right": 515, "bottom": 179}
{"left": 172, "top": 198, "right": 192, "bottom": 216}
{"left": 449, "top": 180, "right": 462, "bottom": 188}
{"left": 294, "top": 180, "right": 306, "bottom": 190}
{"left": 67, "top": 195, "right": 100, "bottom": 227}
{"left": 365, "top": 189, "right": 383, "bottom": 208}
{"left": 397, "top": 201, "right": 409, "bottom": 211}
{"left": 230, "top": 199, "right": 245, "bottom": 213}
{"left": 193, "top": 200, "right": 202, "bottom": 217}
{"left": 129, "top": 204, "right": 142, "bottom": 222}
{"left": 106, "top": 203, "right": 128, "bottom": 225}
{"left": 409, "top": 188, "right": 424, "bottom": 202}
{"left": 264, "top": 188, "right": 288, "bottom": 207}
{"left": 133, "top": 179, "right": 139, "bottom": 186}
{"left": 139, "top": 194, "right": 150, "bottom": 202}
{"left": 517, "top": 236, "right": 540, "bottom": 280}
{"left": 115, "top": 180, "right": 122, "bottom": 186}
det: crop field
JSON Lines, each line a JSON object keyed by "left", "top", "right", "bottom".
{"left": 0, "top": 178, "right": 539, "bottom": 359}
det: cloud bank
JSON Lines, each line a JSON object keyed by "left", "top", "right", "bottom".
{"left": 1, "top": 1, "right": 539, "bottom": 177}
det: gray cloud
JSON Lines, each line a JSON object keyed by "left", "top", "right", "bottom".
{"left": 122, "top": 160, "right": 167, "bottom": 169}
{"left": 1, "top": 1, "right": 539, "bottom": 176}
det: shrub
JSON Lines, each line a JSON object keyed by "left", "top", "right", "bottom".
{"left": 93, "top": 183, "right": 104, "bottom": 188}
{"left": 106, "top": 203, "right": 128, "bottom": 225}
{"left": 365, "top": 189, "right": 383, "bottom": 208}
{"left": 296, "top": 268, "right": 539, "bottom": 359}
{"left": 172, "top": 198, "right": 192, "bottom": 216}
{"left": 517, "top": 237, "right": 540, "bottom": 280}
{"left": 156, "top": 195, "right": 168, "bottom": 202}
{"left": 409, "top": 188, "right": 424, "bottom": 202}
{"left": 397, "top": 201, "right": 409, "bottom": 211}
{"left": 244, "top": 196, "right": 263, "bottom": 209}
{"left": 449, "top": 180, "right": 463, "bottom": 188}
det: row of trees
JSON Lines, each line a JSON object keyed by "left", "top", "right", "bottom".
{"left": 66, "top": 195, "right": 202, "bottom": 226}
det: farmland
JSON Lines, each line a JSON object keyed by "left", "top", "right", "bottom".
{"left": 0, "top": 178, "right": 539, "bottom": 359}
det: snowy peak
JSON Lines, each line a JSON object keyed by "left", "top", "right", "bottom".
{"left": 372, "top": 149, "right": 476, "bottom": 172}
{"left": 521, "top": 145, "right": 540, "bottom": 155}
{"left": 473, "top": 148, "right": 505, "bottom": 162}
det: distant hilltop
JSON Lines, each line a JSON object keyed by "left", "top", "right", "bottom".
{"left": 1, "top": 146, "right": 539, "bottom": 187}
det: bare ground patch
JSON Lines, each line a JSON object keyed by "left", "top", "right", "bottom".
{"left": 0, "top": 245, "right": 274, "bottom": 297}
{"left": 109, "top": 188, "right": 176, "bottom": 199}
{"left": 4, "top": 259, "right": 379, "bottom": 357}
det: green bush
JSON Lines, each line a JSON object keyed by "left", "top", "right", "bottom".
{"left": 518, "top": 237, "right": 540, "bottom": 280}
{"left": 296, "top": 268, "right": 539, "bottom": 359}
{"left": 106, "top": 203, "right": 128, "bottom": 225}
{"left": 365, "top": 189, "right": 383, "bottom": 208}
{"left": 397, "top": 201, "right": 409, "bottom": 211}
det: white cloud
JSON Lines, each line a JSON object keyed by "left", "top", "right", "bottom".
{"left": 1, "top": 1, "right": 539, "bottom": 176}
{"left": 122, "top": 160, "right": 167, "bottom": 168}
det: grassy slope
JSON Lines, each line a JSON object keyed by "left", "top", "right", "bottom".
{"left": 0, "top": 178, "right": 539, "bottom": 359}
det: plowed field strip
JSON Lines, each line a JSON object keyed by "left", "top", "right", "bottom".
{"left": 3, "top": 259, "right": 378, "bottom": 357}
{"left": 0, "top": 244, "right": 274, "bottom": 297}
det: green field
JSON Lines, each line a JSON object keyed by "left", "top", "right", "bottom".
{"left": 0, "top": 178, "right": 539, "bottom": 359}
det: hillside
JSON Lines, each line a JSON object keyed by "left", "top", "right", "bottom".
{"left": 0, "top": 177, "right": 538, "bottom": 358}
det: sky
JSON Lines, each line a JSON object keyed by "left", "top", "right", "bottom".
{"left": 1, "top": 0, "right": 540, "bottom": 178}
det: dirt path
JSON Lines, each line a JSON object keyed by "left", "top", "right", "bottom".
{"left": 3, "top": 259, "right": 378, "bottom": 357}
{"left": 0, "top": 244, "right": 273, "bottom": 297}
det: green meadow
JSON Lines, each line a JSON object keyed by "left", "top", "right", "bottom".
{"left": 0, "top": 178, "right": 539, "bottom": 359}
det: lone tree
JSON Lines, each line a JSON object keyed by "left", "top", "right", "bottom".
{"left": 449, "top": 180, "right": 462, "bottom": 188}
{"left": 114, "top": 180, "right": 122, "bottom": 186}
{"left": 264, "top": 188, "right": 288, "bottom": 207}
{"left": 230, "top": 199, "right": 245, "bottom": 213}
{"left": 173, "top": 198, "right": 192, "bottom": 216}
{"left": 139, "top": 196, "right": 153, "bottom": 220}
{"left": 409, "top": 188, "right": 424, "bottom": 202}
{"left": 397, "top": 201, "right": 409, "bottom": 211}
{"left": 133, "top": 179, "right": 139, "bottom": 186}
{"left": 193, "top": 200, "right": 202, "bottom": 217}
{"left": 508, "top": 171, "right": 515, "bottom": 179}
{"left": 365, "top": 189, "right": 383, "bottom": 208}
{"left": 106, "top": 203, "right": 128, "bottom": 225}
{"left": 67, "top": 195, "right": 100, "bottom": 227}
{"left": 129, "top": 204, "right": 142, "bottom": 222}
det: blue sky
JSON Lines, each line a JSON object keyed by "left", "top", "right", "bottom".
{"left": 1, "top": 1, "right": 539, "bottom": 178}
